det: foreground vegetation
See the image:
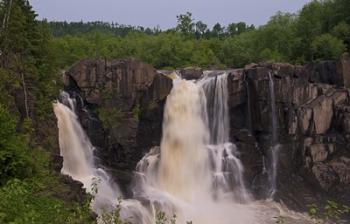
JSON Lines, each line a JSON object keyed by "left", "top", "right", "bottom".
{"left": 0, "top": 0, "right": 93, "bottom": 223}
{"left": 0, "top": 0, "right": 350, "bottom": 223}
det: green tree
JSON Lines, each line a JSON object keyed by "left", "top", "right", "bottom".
{"left": 212, "top": 22, "right": 224, "bottom": 37}
{"left": 195, "top": 20, "right": 208, "bottom": 38}
{"left": 256, "top": 12, "right": 297, "bottom": 62}
{"left": 332, "top": 21, "right": 350, "bottom": 51}
{"left": 311, "top": 33, "right": 346, "bottom": 60}
{"left": 176, "top": 12, "right": 194, "bottom": 36}
{"left": 0, "top": 104, "right": 31, "bottom": 185}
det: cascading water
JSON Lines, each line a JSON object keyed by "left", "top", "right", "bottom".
{"left": 199, "top": 72, "right": 250, "bottom": 202}
{"left": 53, "top": 92, "right": 120, "bottom": 214}
{"left": 132, "top": 76, "right": 256, "bottom": 224}
{"left": 55, "top": 76, "right": 313, "bottom": 224}
{"left": 159, "top": 79, "right": 212, "bottom": 201}
{"left": 267, "top": 72, "right": 280, "bottom": 198}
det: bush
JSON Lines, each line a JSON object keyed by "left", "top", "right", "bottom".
{"left": 0, "top": 179, "right": 94, "bottom": 224}
{"left": 311, "top": 33, "right": 346, "bottom": 60}
{"left": 0, "top": 104, "right": 32, "bottom": 185}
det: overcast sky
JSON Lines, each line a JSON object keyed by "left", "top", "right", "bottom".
{"left": 30, "top": 0, "right": 311, "bottom": 29}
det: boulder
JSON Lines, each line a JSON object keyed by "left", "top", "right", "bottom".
{"left": 310, "top": 144, "right": 328, "bottom": 162}
{"left": 329, "top": 157, "right": 350, "bottom": 185}
{"left": 179, "top": 67, "right": 203, "bottom": 80}
{"left": 312, "top": 163, "right": 338, "bottom": 191}
{"left": 311, "top": 96, "right": 334, "bottom": 134}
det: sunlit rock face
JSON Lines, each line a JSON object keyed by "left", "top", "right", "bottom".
{"left": 62, "top": 57, "right": 350, "bottom": 209}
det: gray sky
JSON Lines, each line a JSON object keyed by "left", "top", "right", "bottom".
{"left": 30, "top": 0, "right": 311, "bottom": 29}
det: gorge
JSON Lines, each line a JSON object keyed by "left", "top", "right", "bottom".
{"left": 54, "top": 55, "right": 350, "bottom": 223}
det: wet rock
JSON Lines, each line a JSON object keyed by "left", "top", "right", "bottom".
{"left": 310, "top": 144, "right": 328, "bottom": 162}
{"left": 311, "top": 96, "right": 333, "bottom": 134}
{"left": 179, "top": 67, "right": 203, "bottom": 80}
{"left": 329, "top": 157, "right": 350, "bottom": 185}
{"left": 312, "top": 163, "right": 338, "bottom": 191}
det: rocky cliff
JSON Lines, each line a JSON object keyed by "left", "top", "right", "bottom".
{"left": 62, "top": 55, "right": 350, "bottom": 209}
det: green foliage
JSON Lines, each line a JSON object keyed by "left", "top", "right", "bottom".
{"left": 155, "top": 212, "right": 192, "bottom": 224}
{"left": 0, "top": 178, "right": 94, "bottom": 224}
{"left": 0, "top": 2, "right": 96, "bottom": 224}
{"left": 308, "top": 201, "right": 350, "bottom": 223}
{"left": 97, "top": 107, "right": 123, "bottom": 129}
{"left": 220, "top": 31, "right": 258, "bottom": 67}
{"left": 48, "top": 1, "right": 349, "bottom": 69}
{"left": 99, "top": 199, "right": 130, "bottom": 224}
{"left": 132, "top": 104, "right": 141, "bottom": 120}
{"left": 0, "top": 104, "right": 31, "bottom": 185}
{"left": 156, "top": 211, "right": 175, "bottom": 224}
{"left": 46, "top": 21, "right": 159, "bottom": 37}
{"left": 311, "top": 33, "right": 346, "bottom": 60}
{"left": 176, "top": 12, "right": 194, "bottom": 36}
{"left": 274, "top": 216, "right": 285, "bottom": 224}
{"left": 0, "top": 101, "right": 94, "bottom": 223}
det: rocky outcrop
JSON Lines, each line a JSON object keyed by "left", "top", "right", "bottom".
{"left": 225, "top": 60, "right": 350, "bottom": 209}
{"left": 63, "top": 57, "right": 350, "bottom": 208}
{"left": 63, "top": 59, "right": 172, "bottom": 193}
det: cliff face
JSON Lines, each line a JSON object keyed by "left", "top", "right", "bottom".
{"left": 63, "top": 56, "right": 350, "bottom": 208}
{"left": 63, "top": 59, "right": 172, "bottom": 192}
{"left": 227, "top": 59, "right": 350, "bottom": 209}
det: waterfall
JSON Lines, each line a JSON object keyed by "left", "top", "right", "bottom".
{"left": 53, "top": 92, "right": 120, "bottom": 214}
{"left": 159, "top": 79, "right": 212, "bottom": 201}
{"left": 55, "top": 76, "right": 313, "bottom": 224}
{"left": 199, "top": 72, "right": 250, "bottom": 202}
{"left": 268, "top": 72, "right": 280, "bottom": 198}
{"left": 200, "top": 73, "right": 230, "bottom": 144}
{"left": 131, "top": 76, "right": 256, "bottom": 224}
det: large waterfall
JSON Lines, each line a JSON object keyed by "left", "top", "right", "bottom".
{"left": 133, "top": 75, "right": 255, "bottom": 224}
{"left": 54, "top": 74, "right": 312, "bottom": 224}
{"left": 159, "top": 79, "right": 211, "bottom": 201}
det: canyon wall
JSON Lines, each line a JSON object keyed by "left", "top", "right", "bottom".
{"left": 62, "top": 55, "right": 350, "bottom": 209}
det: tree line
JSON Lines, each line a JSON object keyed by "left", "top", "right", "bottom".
{"left": 47, "top": 12, "right": 255, "bottom": 39}
{"left": 48, "top": 0, "right": 350, "bottom": 69}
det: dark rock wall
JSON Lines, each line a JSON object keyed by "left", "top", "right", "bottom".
{"left": 227, "top": 61, "right": 350, "bottom": 209}
{"left": 63, "top": 57, "right": 350, "bottom": 208}
{"left": 63, "top": 59, "right": 172, "bottom": 194}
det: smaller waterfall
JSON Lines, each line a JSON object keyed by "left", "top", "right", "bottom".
{"left": 268, "top": 72, "right": 280, "bottom": 198}
{"left": 200, "top": 72, "right": 250, "bottom": 202}
{"left": 53, "top": 92, "right": 120, "bottom": 214}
